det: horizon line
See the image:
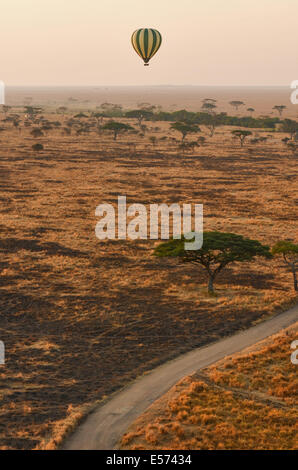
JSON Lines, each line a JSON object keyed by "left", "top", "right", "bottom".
{"left": 5, "top": 84, "right": 292, "bottom": 89}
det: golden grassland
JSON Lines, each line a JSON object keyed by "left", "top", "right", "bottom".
{"left": 120, "top": 323, "right": 298, "bottom": 450}
{"left": 0, "top": 103, "right": 297, "bottom": 449}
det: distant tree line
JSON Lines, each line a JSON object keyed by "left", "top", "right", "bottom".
{"left": 146, "top": 111, "right": 281, "bottom": 130}
{"left": 86, "top": 107, "right": 284, "bottom": 131}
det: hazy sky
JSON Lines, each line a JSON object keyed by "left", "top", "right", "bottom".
{"left": 0, "top": 0, "right": 297, "bottom": 86}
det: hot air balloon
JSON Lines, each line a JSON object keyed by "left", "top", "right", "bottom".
{"left": 131, "top": 28, "right": 162, "bottom": 66}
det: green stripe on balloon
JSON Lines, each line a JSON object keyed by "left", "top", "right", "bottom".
{"left": 144, "top": 29, "right": 149, "bottom": 60}
{"left": 149, "top": 29, "right": 157, "bottom": 59}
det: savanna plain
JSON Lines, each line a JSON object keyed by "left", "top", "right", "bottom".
{"left": 0, "top": 86, "right": 297, "bottom": 449}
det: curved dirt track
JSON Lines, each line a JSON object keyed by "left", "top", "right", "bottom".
{"left": 63, "top": 304, "right": 298, "bottom": 450}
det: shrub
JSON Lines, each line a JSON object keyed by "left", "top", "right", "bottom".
{"left": 32, "top": 143, "right": 44, "bottom": 151}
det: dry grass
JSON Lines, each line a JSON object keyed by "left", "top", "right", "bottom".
{"left": 0, "top": 96, "right": 297, "bottom": 449}
{"left": 120, "top": 323, "right": 298, "bottom": 450}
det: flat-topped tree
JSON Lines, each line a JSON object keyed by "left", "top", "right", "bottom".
{"left": 202, "top": 98, "right": 217, "bottom": 104}
{"left": 202, "top": 98, "right": 217, "bottom": 113}
{"left": 154, "top": 232, "right": 272, "bottom": 295}
{"left": 102, "top": 121, "right": 133, "bottom": 140}
{"left": 24, "top": 106, "right": 43, "bottom": 118}
{"left": 125, "top": 109, "right": 154, "bottom": 127}
{"left": 232, "top": 129, "right": 252, "bottom": 147}
{"left": 74, "top": 112, "right": 88, "bottom": 119}
{"left": 272, "top": 241, "right": 298, "bottom": 291}
{"left": 229, "top": 101, "right": 245, "bottom": 111}
{"left": 170, "top": 122, "right": 200, "bottom": 141}
{"left": 201, "top": 102, "right": 217, "bottom": 113}
{"left": 273, "top": 105, "right": 286, "bottom": 117}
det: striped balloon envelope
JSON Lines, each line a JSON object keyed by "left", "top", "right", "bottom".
{"left": 131, "top": 28, "right": 162, "bottom": 66}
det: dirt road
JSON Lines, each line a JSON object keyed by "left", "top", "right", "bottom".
{"left": 63, "top": 304, "right": 298, "bottom": 450}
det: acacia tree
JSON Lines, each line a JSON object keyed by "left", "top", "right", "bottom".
{"left": 125, "top": 109, "right": 154, "bottom": 127}
{"left": 102, "top": 121, "right": 133, "bottom": 140}
{"left": 74, "top": 112, "right": 88, "bottom": 119}
{"left": 202, "top": 98, "right": 217, "bottom": 105}
{"left": 24, "top": 106, "right": 43, "bottom": 120}
{"left": 154, "top": 232, "right": 271, "bottom": 294}
{"left": 232, "top": 129, "right": 252, "bottom": 147}
{"left": 229, "top": 101, "right": 245, "bottom": 111}
{"left": 170, "top": 122, "right": 200, "bottom": 141}
{"left": 201, "top": 102, "right": 217, "bottom": 113}
{"left": 273, "top": 105, "right": 286, "bottom": 116}
{"left": 272, "top": 241, "right": 298, "bottom": 291}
